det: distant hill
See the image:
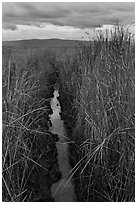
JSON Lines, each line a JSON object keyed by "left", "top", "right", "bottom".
{"left": 2, "top": 39, "right": 81, "bottom": 49}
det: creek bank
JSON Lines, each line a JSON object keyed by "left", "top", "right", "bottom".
{"left": 57, "top": 86, "right": 114, "bottom": 202}
{"left": 57, "top": 86, "right": 97, "bottom": 202}
{"left": 23, "top": 86, "right": 62, "bottom": 202}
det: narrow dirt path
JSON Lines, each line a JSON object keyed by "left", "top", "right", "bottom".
{"left": 50, "top": 90, "right": 76, "bottom": 202}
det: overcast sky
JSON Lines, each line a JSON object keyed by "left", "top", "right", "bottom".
{"left": 2, "top": 2, "right": 135, "bottom": 41}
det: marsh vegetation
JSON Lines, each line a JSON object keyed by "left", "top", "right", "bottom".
{"left": 2, "top": 26, "right": 135, "bottom": 202}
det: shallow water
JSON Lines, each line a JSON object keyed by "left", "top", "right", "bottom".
{"left": 50, "top": 90, "right": 76, "bottom": 202}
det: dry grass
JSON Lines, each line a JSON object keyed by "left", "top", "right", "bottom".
{"left": 3, "top": 26, "right": 135, "bottom": 201}
{"left": 2, "top": 49, "right": 58, "bottom": 201}
{"left": 58, "top": 26, "right": 135, "bottom": 201}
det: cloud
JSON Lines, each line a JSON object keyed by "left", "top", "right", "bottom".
{"left": 2, "top": 2, "right": 135, "bottom": 29}
{"left": 2, "top": 22, "right": 18, "bottom": 30}
{"left": 2, "top": 24, "right": 88, "bottom": 41}
{"left": 2, "top": 2, "right": 135, "bottom": 41}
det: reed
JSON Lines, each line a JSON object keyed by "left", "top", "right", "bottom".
{"left": 58, "top": 26, "right": 135, "bottom": 201}
{"left": 2, "top": 49, "right": 58, "bottom": 201}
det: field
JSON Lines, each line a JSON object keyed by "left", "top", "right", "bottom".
{"left": 2, "top": 27, "right": 135, "bottom": 201}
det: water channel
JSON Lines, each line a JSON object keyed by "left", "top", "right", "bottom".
{"left": 49, "top": 90, "right": 76, "bottom": 202}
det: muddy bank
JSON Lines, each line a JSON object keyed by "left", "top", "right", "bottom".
{"left": 26, "top": 132, "right": 61, "bottom": 202}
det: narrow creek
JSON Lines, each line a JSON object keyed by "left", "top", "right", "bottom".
{"left": 49, "top": 90, "right": 76, "bottom": 202}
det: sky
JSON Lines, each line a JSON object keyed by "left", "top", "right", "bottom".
{"left": 2, "top": 2, "right": 135, "bottom": 41}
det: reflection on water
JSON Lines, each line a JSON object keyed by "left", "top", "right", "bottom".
{"left": 50, "top": 90, "right": 76, "bottom": 202}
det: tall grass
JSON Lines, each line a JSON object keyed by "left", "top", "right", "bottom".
{"left": 2, "top": 49, "right": 58, "bottom": 201}
{"left": 58, "top": 26, "right": 135, "bottom": 201}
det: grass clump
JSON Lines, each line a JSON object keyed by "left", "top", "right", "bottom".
{"left": 58, "top": 26, "right": 135, "bottom": 201}
{"left": 2, "top": 49, "right": 59, "bottom": 201}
